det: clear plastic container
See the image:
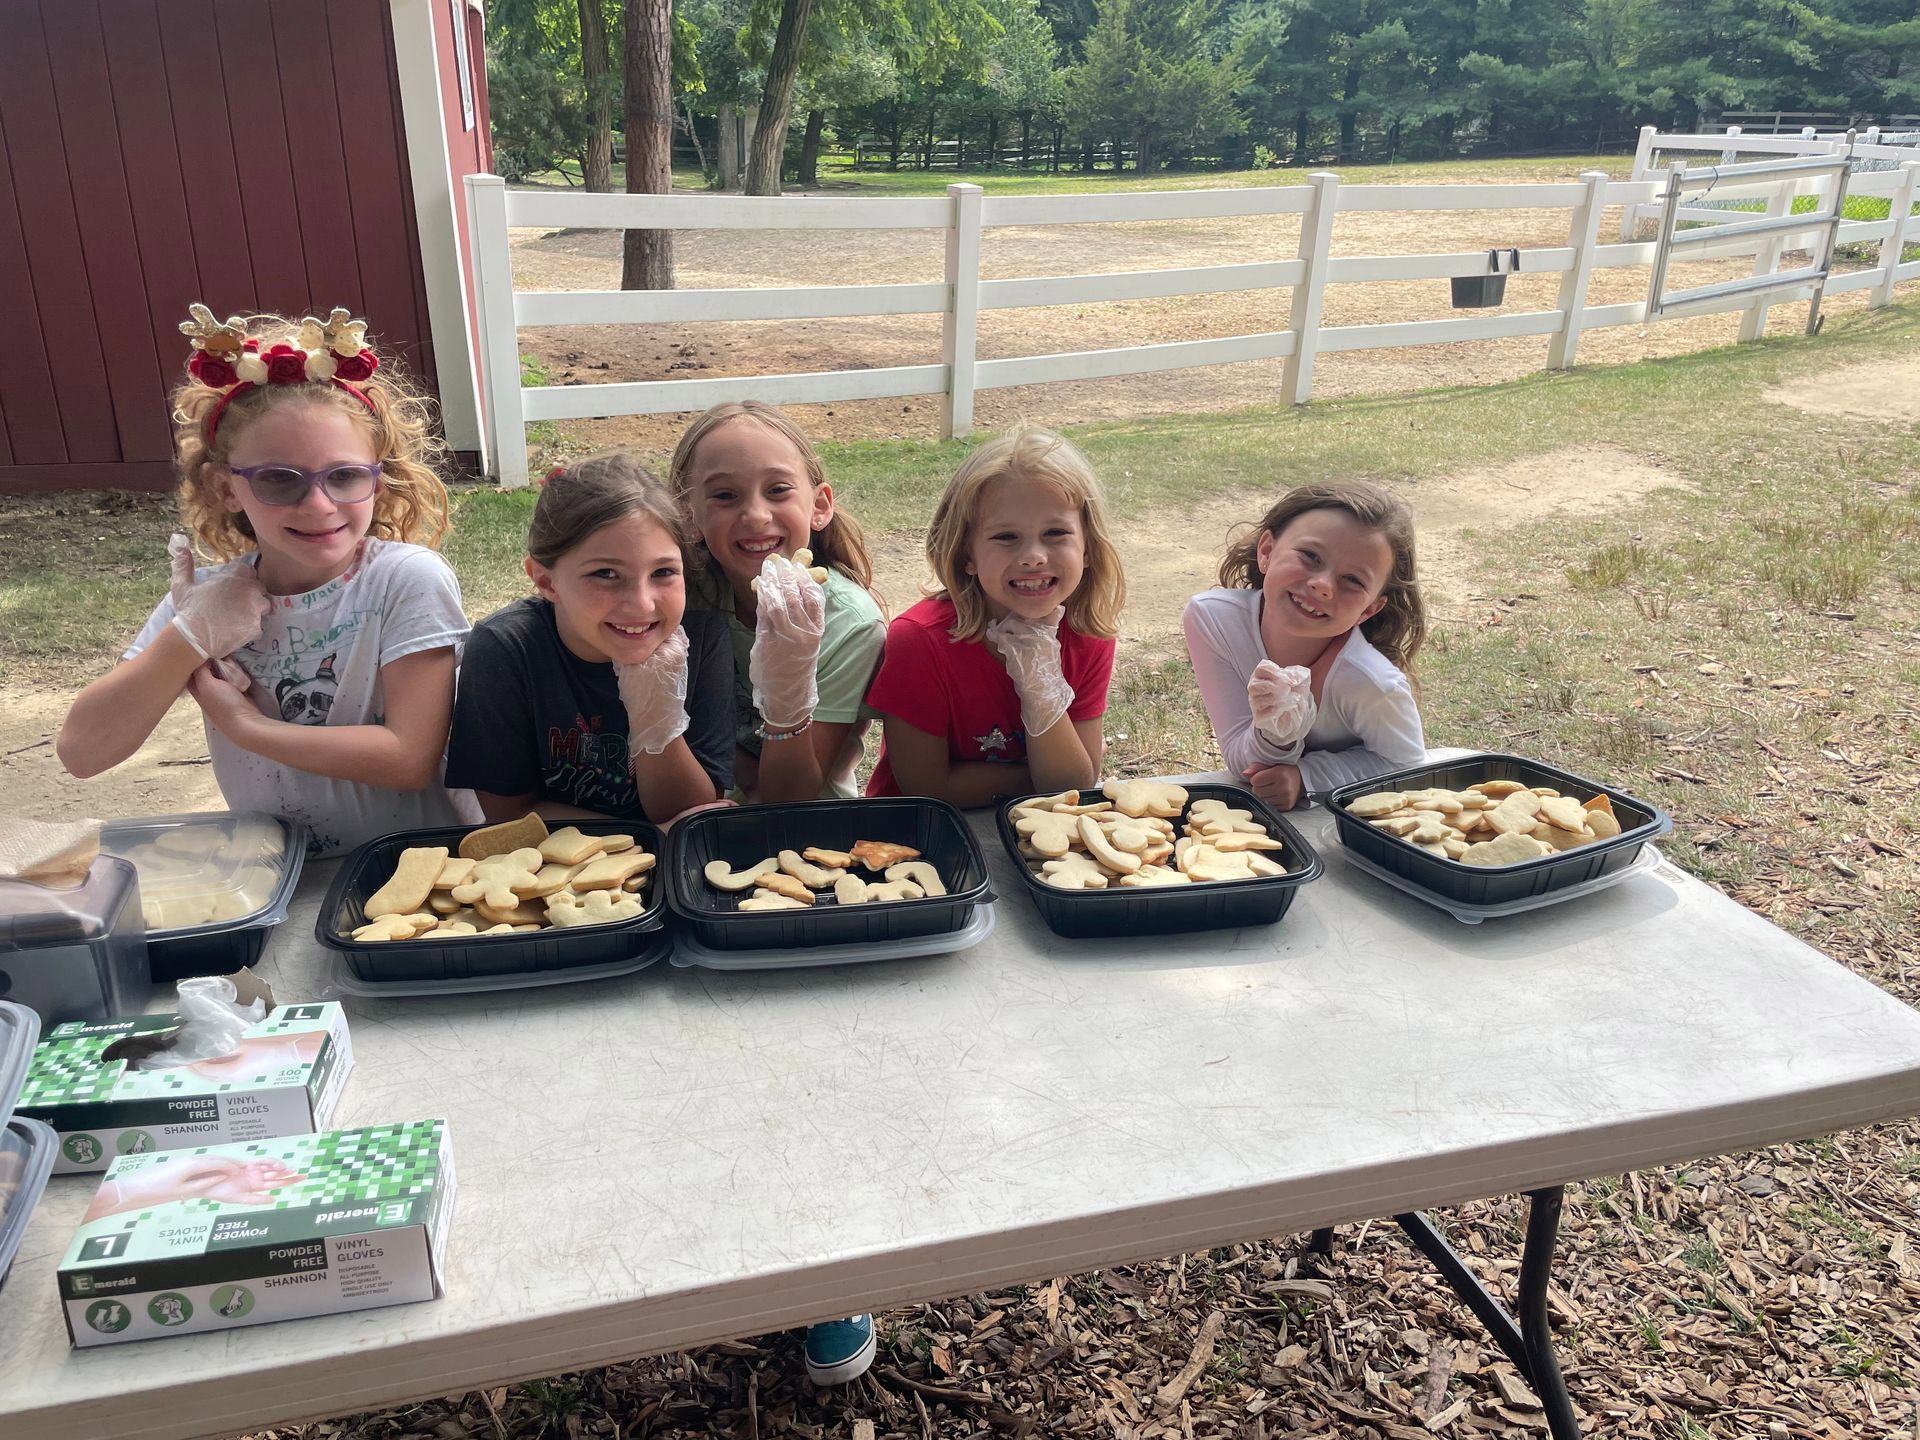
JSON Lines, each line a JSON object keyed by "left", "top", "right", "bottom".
{"left": 0, "top": 1000, "right": 40, "bottom": 1118}
{"left": 0, "top": 857, "right": 148, "bottom": 1024}
{"left": 0, "top": 1116, "right": 56, "bottom": 1291}
{"left": 100, "top": 813, "right": 306, "bottom": 981}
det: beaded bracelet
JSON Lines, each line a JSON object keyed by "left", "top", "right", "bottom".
{"left": 761, "top": 717, "right": 814, "bottom": 742}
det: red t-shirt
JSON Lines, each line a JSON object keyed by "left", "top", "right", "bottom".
{"left": 864, "top": 597, "right": 1116, "bottom": 797}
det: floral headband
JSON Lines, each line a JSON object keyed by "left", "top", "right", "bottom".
{"left": 179, "top": 304, "right": 382, "bottom": 440}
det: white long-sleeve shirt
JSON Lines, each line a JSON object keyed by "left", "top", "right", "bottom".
{"left": 1182, "top": 586, "right": 1426, "bottom": 796}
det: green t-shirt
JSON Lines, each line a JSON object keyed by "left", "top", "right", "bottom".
{"left": 689, "top": 565, "right": 886, "bottom": 799}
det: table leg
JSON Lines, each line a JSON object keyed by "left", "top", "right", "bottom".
{"left": 1394, "top": 1187, "right": 1581, "bottom": 1440}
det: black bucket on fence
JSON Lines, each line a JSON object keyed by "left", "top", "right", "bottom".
{"left": 1452, "top": 248, "right": 1520, "bottom": 308}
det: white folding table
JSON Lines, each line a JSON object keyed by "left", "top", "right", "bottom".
{"left": 4, "top": 792, "right": 1919, "bottom": 1440}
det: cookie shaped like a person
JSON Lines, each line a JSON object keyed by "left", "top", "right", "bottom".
{"left": 1183, "top": 479, "right": 1428, "bottom": 812}
{"left": 59, "top": 306, "right": 482, "bottom": 856}
{"left": 863, "top": 426, "right": 1127, "bottom": 808}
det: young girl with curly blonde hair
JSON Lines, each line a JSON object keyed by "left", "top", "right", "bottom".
{"left": 60, "top": 307, "right": 480, "bottom": 854}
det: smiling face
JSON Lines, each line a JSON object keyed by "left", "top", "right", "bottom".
{"left": 221, "top": 400, "right": 379, "bottom": 592}
{"left": 682, "top": 417, "right": 833, "bottom": 602}
{"left": 527, "top": 511, "right": 687, "bottom": 665}
{"left": 964, "top": 476, "right": 1087, "bottom": 623}
{"left": 1256, "top": 507, "right": 1395, "bottom": 658}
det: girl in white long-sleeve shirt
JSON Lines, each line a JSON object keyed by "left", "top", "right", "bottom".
{"left": 1183, "top": 480, "right": 1427, "bottom": 811}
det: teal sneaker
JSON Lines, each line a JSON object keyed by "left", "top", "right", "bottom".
{"left": 804, "top": 1313, "right": 876, "bottom": 1386}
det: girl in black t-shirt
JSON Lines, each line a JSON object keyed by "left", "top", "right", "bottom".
{"left": 445, "top": 455, "right": 735, "bottom": 823}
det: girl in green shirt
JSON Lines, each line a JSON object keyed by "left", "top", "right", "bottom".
{"left": 671, "top": 402, "right": 887, "bottom": 802}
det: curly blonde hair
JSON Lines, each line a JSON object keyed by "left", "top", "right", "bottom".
{"left": 171, "top": 313, "right": 450, "bottom": 561}
{"left": 668, "top": 401, "right": 876, "bottom": 591}
{"left": 924, "top": 426, "right": 1126, "bottom": 644}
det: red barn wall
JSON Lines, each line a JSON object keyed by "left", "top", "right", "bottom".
{"left": 0, "top": 0, "right": 441, "bottom": 492}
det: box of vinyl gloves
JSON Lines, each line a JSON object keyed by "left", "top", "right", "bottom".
{"left": 60, "top": 1119, "right": 454, "bottom": 1346}
{"left": 16, "top": 999, "right": 351, "bottom": 1174}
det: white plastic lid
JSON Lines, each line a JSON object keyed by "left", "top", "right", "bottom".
{"left": 100, "top": 813, "right": 304, "bottom": 938}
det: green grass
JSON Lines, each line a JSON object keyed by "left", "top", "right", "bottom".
{"left": 514, "top": 153, "right": 1632, "bottom": 198}
{"left": 810, "top": 151, "right": 1633, "bottom": 196}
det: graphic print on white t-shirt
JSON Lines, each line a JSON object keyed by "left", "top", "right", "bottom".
{"left": 272, "top": 652, "right": 340, "bottom": 724}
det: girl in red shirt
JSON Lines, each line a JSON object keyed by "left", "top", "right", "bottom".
{"left": 865, "top": 426, "right": 1126, "bottom": 805}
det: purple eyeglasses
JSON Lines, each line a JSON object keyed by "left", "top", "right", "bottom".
{"left": 228, "top": 462, "right": 384, "bottom": 508}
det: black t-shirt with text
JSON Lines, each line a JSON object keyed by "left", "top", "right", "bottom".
{"left": 446, "top": 598, "right": 734, "bottom": 818}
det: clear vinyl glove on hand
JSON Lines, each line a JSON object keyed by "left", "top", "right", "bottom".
{"left": 985, "top": 605, "right": 1075, "bottom": 736}
{"left": 1248, "top": 659, "right": 1316, "bottom": 752}
{"left": 614, "top": 627, "right": 691, "bottom": 756}
{"left": 748, "top": 551, "right": 826, "bottom": 731}
{"left": 167, "top": 533, "right": 269, "bottom": 690}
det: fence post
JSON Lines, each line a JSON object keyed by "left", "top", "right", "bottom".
{"left": 942, "top": 183, "right": 983, "bottom": 439}
{"left": 464, "top": 174, "right": 529, "bottom": 488}
{"left": 1549, "top": 171, "right": 1609, "bottom": 369}
{"left": 1877, "top": 161, "right": 1920, "bottom": 309}
{"left": 1736, "top": 165, "right": 1804, "bottom": 343}
{"left": 1619, "top": 125, "right": 1656, "bottom": 240}
{"left": 1720, "top": 125, "right": 1741, "bottom": 165}
{"left": 1282, "top": 171, "right": 1339, "bottom": 406}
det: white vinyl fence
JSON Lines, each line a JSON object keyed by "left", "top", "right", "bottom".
{"left": 1620, "top": 124, "right": 1920, "bottom": 236}
{"left": 466, "top": 159, "right": 1920, "bottom": 487}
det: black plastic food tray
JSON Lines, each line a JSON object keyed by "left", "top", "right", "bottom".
{"left": 996, "top": 782, "right": 1323, "bottom": 939}
{"left": 317, "top": 820, "right": 667, "bottom": 983}
{"left": 101, "top": 815, "right": 307, "bottom": 983}
{"left": 1328, "top": 752, "right": 1671, "bottom": 909}
{"left": 665, "top": 797, "right": 992, "bottom": 950}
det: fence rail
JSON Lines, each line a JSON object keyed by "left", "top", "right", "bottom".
{"left": 466, "top": 158, "right": 1920, "bottom": 486}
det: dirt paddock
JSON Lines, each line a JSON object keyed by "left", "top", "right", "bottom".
{"left": 507, "top": 163, "right": 1885, "bottom": 454}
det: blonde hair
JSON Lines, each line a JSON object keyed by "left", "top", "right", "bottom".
{"left": 668, "top": 401, "right": 875, "bottom": 590}
{"left": 170, "top": 313, "right": 450, "bottom": 561}
{"left": 1219, "top": 479, "right": 1426, "bottom": 674}
{"left": 925, "top": 426, "right": 1126, "bottom": 644}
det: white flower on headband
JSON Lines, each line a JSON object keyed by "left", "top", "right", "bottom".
{"left": 304, "top": 350, "right": 338, "bottom": 381}
{"left": 236, "top": 352, "right": 269, "bottom": 385}
{"left": 321, "top": 309, "right": 368, "bottom": 359}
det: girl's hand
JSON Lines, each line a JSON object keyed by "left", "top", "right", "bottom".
{"left": 1248, "top": 659, "right": 1316, "bottom": 750}
{"left": 984, "top": 605, "right": 1074, "bottom": 736}
{"left": 1245, "top": 762, "right": 1305, "bottom": 811}
{"left": 187, "top": 664, "right": 263, "bottom": 741}
{"left": 614, "top": 627, "right": 692, "bottom": 756}
{"left": 167, "top": 534, "right": 270, "bottom": 684}
{"left": 748, "top": 552, "right": 825, "bottom": 731}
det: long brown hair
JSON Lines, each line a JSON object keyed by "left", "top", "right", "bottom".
{"left": 925, "top": 426, "right": 1126, "bottom": 643}
{"left": 668, "top": 401, "right": 875, "bottom": 590}
{"left": 1219, "top": 480, "right": 1425, "bottom": 673}
{"left": 171, "top": 313, "right": 449, "bottom": 560}
{"left": 530, "top": 452, "right": 691, "bottom": 570}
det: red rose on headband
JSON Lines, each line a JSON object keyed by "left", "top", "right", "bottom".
{"left": 332, "top": 351, "right": 379, "bottom": 383}
{"left": 188, "top": 351, "right": 238, "bottom": 388}
{"left": 262, "top": 344, "right": 310, "bottom": 385}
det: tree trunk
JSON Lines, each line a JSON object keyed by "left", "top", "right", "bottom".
{"left": 681, "top": 102, "right": 713, "bottom": 185}
{"left": 1339, "top": 68, "right": 1359, "bottom": 156}
{"left": 986, "top": 115, "right": 999, "bottom": 168}
{"left": 740, "top": 102, "right": 760, "bottom": 188}
{"left": 922, "top": 100, "right": 936, "bottom": 169}
{"left": 798, "top": 108, "right": 825, "bottom": 187}
{"left": 621, "top": 0, "right": 674, "bottom": 290}
{"left": 745, "top": 0, "right": 813, "bottom": 195}
{"left": 717, "top": 100, "right": 740, "bottom": 189}
{"left": 578, "top": 0, "right": 614, "bottom": 191}
{"left": 1079, "top": 138, "right": 1094, "bottom": 173}
{"left": 1019, "top": 112, "right": 1032, "bottom": 167}
{"left": 1292, "top": 107, "right": 1309, "bottom": 164}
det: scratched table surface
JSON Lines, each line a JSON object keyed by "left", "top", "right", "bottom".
{"left": 6, "top": 783, "right": 1920, "bottom": 1440}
